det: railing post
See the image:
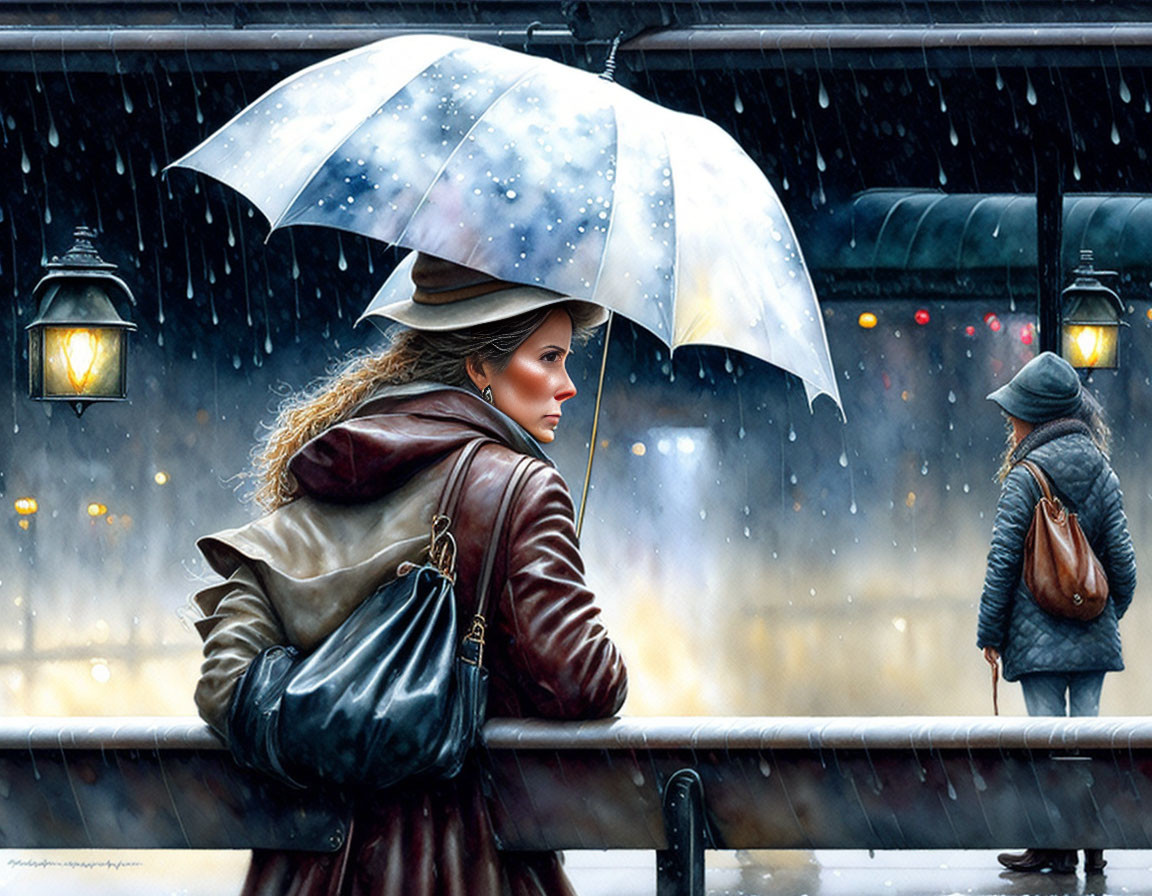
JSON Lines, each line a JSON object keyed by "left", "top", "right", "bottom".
{"left": 656, "top": 768, "right": 706, "bottom": 896}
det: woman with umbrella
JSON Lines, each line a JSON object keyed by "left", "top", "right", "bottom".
{"left": 190, "top": 253, "right": 628, "bottom": 896}
{"left": 977, "top": 351, "right": 1136, "bottom": 876}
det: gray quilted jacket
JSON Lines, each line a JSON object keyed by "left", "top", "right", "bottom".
{"left": 977, "top": 419, "right": 1137, "bottom": 681}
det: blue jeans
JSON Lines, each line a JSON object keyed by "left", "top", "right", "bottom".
{"left": 1019, "top": 671, "right": 1105, "bottom": 717}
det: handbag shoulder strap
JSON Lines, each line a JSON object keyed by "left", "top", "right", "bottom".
{"left": 427, "top": 439, "right": 492, "bottom": 579}
{"left": 1016, "top": 458, "right": 1055, "bottom": 504}
{"left": 475, "top": 455, "right": 537, "bottom": 618}
{"left": 460, "top": 454, "right": 538, "bottom": 668}
{"left": 437, "top": 438, "right": 491, "bottom": 519}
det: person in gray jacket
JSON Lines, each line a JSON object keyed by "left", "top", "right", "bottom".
{"left": 978, "top": 351, "right": 1137, "bottom": 876}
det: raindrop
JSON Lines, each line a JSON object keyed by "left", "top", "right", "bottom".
{"left": 122, "top": 82, "right": 134, "bottom": 114}
{"left": 20, "top": 139, "right": 30, "bottom": 174}
{"left": 818, "top": 77, "right": 829, "bottom": 109}
{"left": 191, "top": 78, "right": 204, "bottom": 125}
{"left": 1073, "top": 157, "right": 1082, "bottom": 181}
{"left": 232, "top": 354, "right": 242, "bottom": 370}
{"left": 849, "top": 500, "right": 858, "bottom": 514}
{"left": 47, "top": 118, "right": 58, "bottom": 148}
{"left": 995, "top": 67, "right": 1004, "bottom": 91}
{"left": 733, "top": 86, "right": 744, "bottom": 115}
{"left": 1120, "top": 76, "right": 1132, "bottom": 103}
{"left": 1111, "top": 122, "right": 1121, "bottom": 145}
{"left": 1025, "top": 72, "right": 1037, "bottom": 106}
{"left": 265, "top": 334, "right": 273, "bottom": 354}
{"left": 337, "top": 236, "right": 348, "bottom": 271}
{"left": 937, "top": 162, "right": 948, "bottom": 186}
{"left": 949, "top": 123, "right": 959, "bottom": 147}
{"left": 115, "top": 147, "right": 125, "bottom": 176}
{"left": 815, "top": 149, "right": 826, "bottom": 173}
{"left": 838, "top": 451, "right": 848, "bottom": 467}
{"left": 947, "top": 390, "right": 956, "bottom": 403}
{"left": 788, "top": 426, "right": 796, "bottom": 442}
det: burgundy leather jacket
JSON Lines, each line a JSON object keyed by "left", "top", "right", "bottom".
{"left": 192, "top": 384, "right": 627, "bottom": 896}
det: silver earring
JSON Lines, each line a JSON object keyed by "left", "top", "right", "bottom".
{"left": 481, "top": 385, "right": 494, "bottom": 405}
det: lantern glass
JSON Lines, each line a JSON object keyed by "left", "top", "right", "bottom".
{"left": 38, "top": 325, "right": 127, "bottom": 398}
{"left": 1061, "top": 323, "right": 1119, "bottom": 369}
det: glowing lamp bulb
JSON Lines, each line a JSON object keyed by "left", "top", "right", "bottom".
{"left": 62, "top": 329, "right": 99, "bottom": 392}
{"left": 14, "top": 497, "right": 38, "bottom": 516}
{"left": 914, "top": 309, "right": 930, "bottom": 325}
{"left": 858, "top": 312, "right": 878, "bottom": 329}
{"left": 1076, "top": 327, "right": 1103, "bottom": 366}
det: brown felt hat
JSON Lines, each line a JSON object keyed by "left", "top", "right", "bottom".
{"left": 359, "top": 251, "right": 608, "bottom": 331}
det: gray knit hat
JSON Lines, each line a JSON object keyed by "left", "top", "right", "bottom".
{"left": 986, "top": 351, "right": 1083, "bottom": 422}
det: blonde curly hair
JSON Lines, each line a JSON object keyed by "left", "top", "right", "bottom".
{"left": 251, "top": 303, "right": 598, "bottom": 510}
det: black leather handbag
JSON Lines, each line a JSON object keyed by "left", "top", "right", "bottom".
{"left": 227, "top": 438, "right": 534, "bottom": 791}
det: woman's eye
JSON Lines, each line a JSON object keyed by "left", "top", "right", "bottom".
{"left": 541, "top": 351, "right": 562, "bottom": 363}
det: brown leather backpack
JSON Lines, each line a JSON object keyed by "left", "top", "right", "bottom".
{"left": 1017, "top": 459, "right": 1109, "bottom": 621}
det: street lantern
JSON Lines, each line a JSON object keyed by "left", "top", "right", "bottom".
{"left": 26, "top": 226, "right": 137, "bottom": 416}
{"left": 1060, "top": 250, "right": 1124, "bottom": 370}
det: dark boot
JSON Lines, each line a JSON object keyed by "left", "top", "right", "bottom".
{"left": 1084, "top": 849, "right": 1107, "bottom": 873}
{"left": 1049, "top": 850, "right": 1078, "bottom": 874}
{"left": 998, "top": 849, "right": 1048, "bottom": 872}
{"left": 998, "top": 849, "right": 1077, "bottom": 873}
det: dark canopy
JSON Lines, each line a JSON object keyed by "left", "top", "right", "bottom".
{"left": 802, "top": 190, "right": 1152, "bottom": 298}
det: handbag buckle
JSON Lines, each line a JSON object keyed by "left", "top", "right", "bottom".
{"left": 429, "top": 514, "right": 458, "bottom": 582}
{"left": 461, "top": 615, "right": 486, "bottom": 667}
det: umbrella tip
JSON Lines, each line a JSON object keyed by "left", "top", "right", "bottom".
{"left": 598, "top": 32, "right": 623, "bottom": 82}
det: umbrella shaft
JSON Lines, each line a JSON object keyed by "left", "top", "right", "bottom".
{"left": 576, "top": 313, "right": 614, "bottom": 540}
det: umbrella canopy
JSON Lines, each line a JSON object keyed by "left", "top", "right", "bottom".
{"left": 169, "top": 34, "right": 841, "bottom": 410}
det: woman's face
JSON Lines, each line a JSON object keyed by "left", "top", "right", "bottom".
{"left": 472, "top": 308, "right": 577, "bottom": 443}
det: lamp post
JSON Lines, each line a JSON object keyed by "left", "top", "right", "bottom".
{"left": 1060, "top": 250, "right": 1125, "bottom": 370}
{"left": 26, "top": 226, "right": 137, "bottom": 416}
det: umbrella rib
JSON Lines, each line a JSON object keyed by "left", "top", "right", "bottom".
{"left": 268, "top": 48, "right": 458, "bottom": 233}
{"left": 662, "top": 127, "right": 682, "bottom": 352}
{"left": 390, "top": 61, "right": 550, "bottom": 267}
{"left": 584, "top": 106, "right": 623, "bottom": 304}
{"left": 166, "top": 40, "right": 386, "bottom": 182}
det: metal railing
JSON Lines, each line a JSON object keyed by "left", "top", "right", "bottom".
{"left": 5, "top": 715, "right": 1152, "bottom": 895}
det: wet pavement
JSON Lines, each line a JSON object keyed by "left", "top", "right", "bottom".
{"left": 565, "top": 849, "right": 1152, "bottom": 896}
{"left": 0, "top": 849, "right": 1149, "bottom": 894}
